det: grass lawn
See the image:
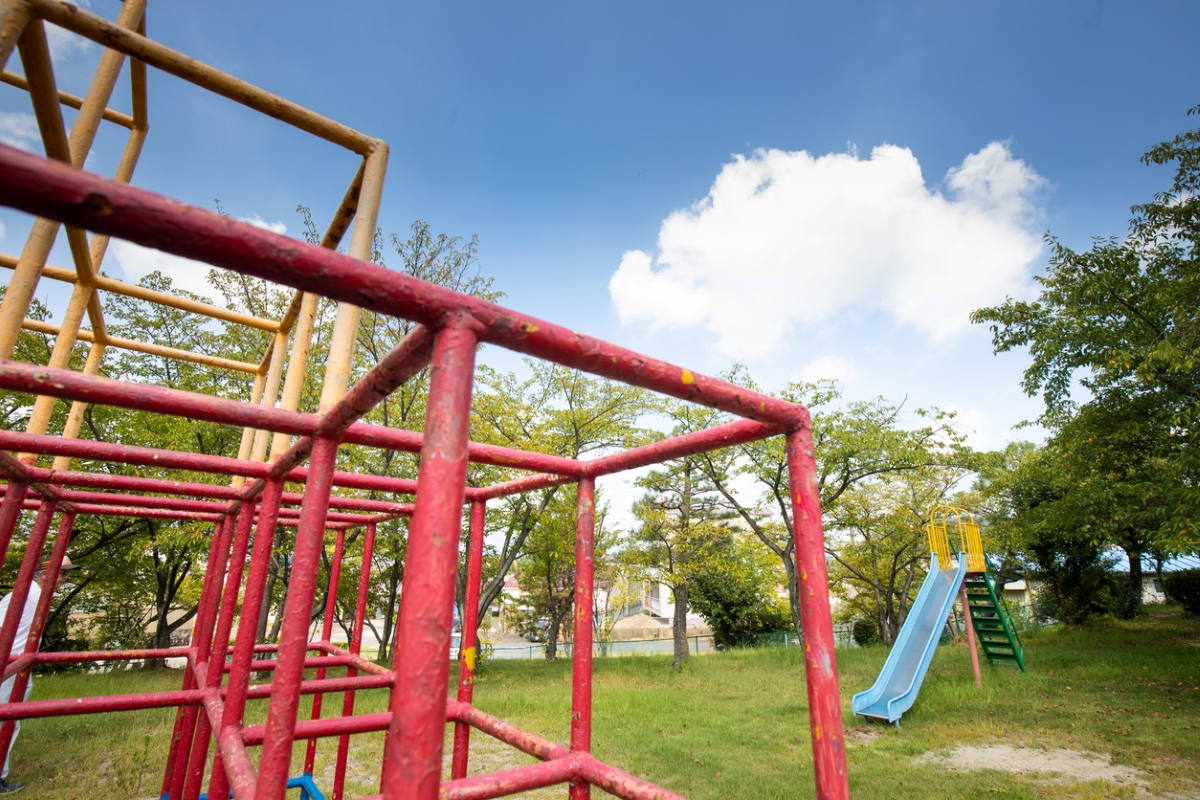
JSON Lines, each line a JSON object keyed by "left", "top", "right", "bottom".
{"left": 9, "top": 605, "right": 1199, "bottom": 799}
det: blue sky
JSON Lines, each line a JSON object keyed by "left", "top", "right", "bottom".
{"left": 2, "top": 0, "right": 1198, "bottom": 464}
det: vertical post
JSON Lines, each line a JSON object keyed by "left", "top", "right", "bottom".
{"left": 181, "top": 501, "right": 257, "bottom": 800}
{"left": 0, "top": 509, "right": 73, "bottom": 759}
{"left": 451, "top": 500, "right": 486, "bottom": 780}
{"left": 332, "top": 520, "right": 376, "bottom": 800}
{"left": 380, "top": 321, "right": 477, "bottom": 800}
{"left": 254, "top": 437, "right": 339, "bottom": 800}
{"left": 167, "top": 514, "right": 235, "bottom": 800}
{"left": 0, "top": 482, "right": 28, "bottom": 571}
{"left": 569, "top": 478, "right": 596, "bottom": 800}
{"left": 785, "top": 428, "right": 850, "bottom": 800}
{"left": 205, "top": 479, "right": 284, "bottom": 800}
{"left": 0, "top": 500, "right": 55, "bottom": 670}
{"left": 303, "top": 527, "right": 346, "bottom": 776}
{"left": 960, "top": 585, "right": 982, "bottom": 688}
{"left": 162, "top": 518, "right": 229, "bottom": 800}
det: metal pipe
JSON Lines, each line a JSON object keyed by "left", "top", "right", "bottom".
{"left": 569, "top": 478, "right": 596, "bottom": 800}
{"left": 382, "top": 322, "right": 477, "bottom": 800}
{"left": 0, "top": 145, "right": 808, "bottom": 429}
{"left": 451, "top": 500, "right": 486, "bottom": 780}
{"left": 303, "top": 526, "right": 345, "bottom": 775}
{"left": 0, "top": 0, "right": 32, "bottom": 72}
{"left": 0, "top": 68, "right": 132, "bottom": 125}
{"left": 50, "top": 339, "right": 106, "bottom": 472}
{"left": 785, "top": 429, "right": 849, "bottom": 800}
{"left": 254, "top": 437, "right": 339, "bottom": 800}
{"left": 0, "top": 500, "right": 54, "bottom": 670}
{"left": 0, "top": 509, "right": 72, "bottom": 756}
{"left": 0, "top": 481, "right": 26, "bottom": 571}
{"left": 332, "top": 519, "right": 376, "bottom": 800}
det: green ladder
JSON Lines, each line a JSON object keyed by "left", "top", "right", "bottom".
{"left": 962, "top": 571, "right": 1026, "bottom": 672}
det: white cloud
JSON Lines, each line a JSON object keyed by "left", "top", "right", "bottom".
{"left": 108, "top": 215, "right": 288, "bottom": 299}
{"left": 609, "top": 142, "right": 1046, "bottom": 356}
{"left": 45, "top": 21, "right": 93, "bottom": 61}
{"left": 0, "top": 112, "right": 40, "bottom": 152}
{"left": 798, "top": 355, "right": 856, "bottom": 384}
{"left": 0, "top": 218, "right": 6, "bottom": 239}
{"left": 109, "top": 239, "right": 218, "bottom": 300}
{"left": 239, "top": 215, "right": 288, "bottom": 236}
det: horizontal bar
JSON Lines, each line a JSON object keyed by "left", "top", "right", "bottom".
{"left": 28, "top": 468, "right": 244, "bottom": 500}
{"left": 241, "top": 711, "right": 390, "bottom": 746}
{"left": 19, "top": 317, "right": 261, "bottom": 373}
{"left": 0, "top": 429, "right": 269, "bottom": 477}
{"left": 341, "top": 423, "right": 582, "bottom": 476}
{"left": 28, "top": 0, "right": 382, "bottom": 156}
{"left": 360, "top": 757, "right": 581, "bottom": 800}
{"left": 285, "top": 468, "right": 417, "bottom": 496}
{"left": 0, "top": 143, "right": 809, "bottom": 430}
{"left": 445, "top": 700, "right": 570, "bottom": 762}
{"left": 0, "top": 69, "right": 135, "bottom": 128}
{"left": 466, "top": 472, "right": 575, "bottom": 502}
{"left": 581, "top": 418, "right": 779, "bottom": 478}
{"left": 0, "top": 688, "right": 206, "bottom": 720}
{"left": 576, "top": 754, "right": 688, "bottom": 800}
{"left": 0, "top": 254, "right": 280, "bottom": 331}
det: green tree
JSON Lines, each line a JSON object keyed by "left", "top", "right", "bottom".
{"left": 688, "top": 532, "right": 790, "bottom": 649}
{"left": 971, "top": 106, "right": 1200, "bottom": 555}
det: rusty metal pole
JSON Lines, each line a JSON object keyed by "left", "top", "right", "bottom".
{"left": 253, "top": 437, "right": 339, "bottom": 800}
{"left": 331, "top": 519, "right": 376, "bottom": 800}
{"left": 166, "top": 514, "right": 235, "bottom": 800}
{"left": 0, "top": 509, "right": 73, "bottom": 759}
{"left": 180, "top": 500, "right": 257, "bottom": 800}
{"left": 0, "top": 500, "right": 56, "bottom": 670}
{"left": 303, "top": 526, "right": 346, "bottom": 776}
{"left": 381, "top": 321, "right": 477, "bottom": 800}
{"left": 0, "top": 482, "right": 27, "bottom": 571}
{"left": 451, "top": 499, "right": 487, "bottom": 780}
{"left": 569, "top": 478, "right": 596, "bottom": 800}
{"left": 960, "top": 585, "right": 982, "bottom": 688}
{"left": 785, "top": 428, "right": 850, "bottom": 800}
{"left": 204, "top": 478, "right": 285, "bottom": 800}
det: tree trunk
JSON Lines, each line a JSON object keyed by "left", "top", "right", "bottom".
{"left": 1121, "top": 549, "right": 1143, "bottom": 620}
{"left": 256, "top": 558, "right": 279, "bottom": 643}
{"left": 783, "top": 553, "right": 803, "bottom": 643}
{"left": 377, "top": 560, "right": 401, "bottom": 663}
{"left": 672, "top": 582, "right": 689, "bottom": 670}
{"left": 545, "top": 615, "right": 560, "bottom": 661}
{"left": 268, "top": 556, "right": 290, "bottom": 644}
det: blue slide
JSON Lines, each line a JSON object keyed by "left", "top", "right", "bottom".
{"left": 851, "top": 553, "right": 967, "bottom": 724}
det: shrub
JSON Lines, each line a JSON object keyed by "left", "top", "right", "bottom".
{"left": 852, "top": 618, "right": 879, "bottom": 646}
{"left": 1164, "top": 569, "right": 1200, "bottom": 615}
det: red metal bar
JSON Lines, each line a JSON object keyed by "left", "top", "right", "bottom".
{"left": 0, "top": 501, "right": 56, "bottom": 671}
{"left": 287, "top": 468, "right": 418, "bottom": 497}
{"left": 255, "top": 436, "right": 339, "bottom": 800}
{"left": 11, "top": 646, "right": 187, "bottom": 665}
{"left": 315, "top": 325, "right": 435, "bottom": 437}
{"left": 363, "top": 757, "right": 582, "bottom": 800}
{"left": 304, "top": 526, "right": 345, "bottom": 774}
{"left": 575, "top": 755, "right": 688, "bottom": 800}
{"left": 168, "top": 514, "right": 235, "bottom": 800}
{"left": 182, "top": 500, "right": 256, "bottom": 800}
{"left": 333, "top": 519, "right": 376, "bottom": 800}
{"left": 466, "top": 472, "right": 575, "bottom": 502}
{"left": 381, "top": 322, "right": 477, "bottom": 800}
{"left": 243, "top": 711, "right": 391, "bottom": 746}
{"left": 0, "top": 481, "right": 28, "bottom": 571}
{"left": 30, "top": 469, "right": 243, "bottom": 500}
{"left": 10, "top": 495, "right": 224, "bottom": 522}
{"left": 0, "top": 144, "right": 806, "bottom": 429}
{"left": 52, "top": 488, "right": 229, "bottom": 513}
{"left": 785, "top": 428, "right": 849, "bottom": 800}
{"left": 0, "top": 429, "right": 268, "bottom": 479}
{"left": 0, "top": 689, "right": 207, "bottom": 721}
{"left": 580, "top": 418, "right": 778, "bottom": 478}
{"left": 451, "top": 500, "right": 486, "bottom": 780}
{"left": 570, "top": 478, "right": 596, "bottom": 800}
{"left": 163, "top": 519, "right": 229, "bottom": 799}
{"left": 0, "top": 510, "right": 73, "bottom": 756}
{"left": 0, "top": 360, "right": 317, "bottom": 436}
{"left": 445, "top": 700, "right": 569, "bottom": 762}
{"left": 341, "top": 423, "right": 582, "bottom": 477}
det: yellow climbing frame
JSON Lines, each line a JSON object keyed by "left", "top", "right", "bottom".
{"left": 925, "top": 506, "right": 986, "bottom": 573}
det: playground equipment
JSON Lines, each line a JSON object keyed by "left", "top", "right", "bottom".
{"left": 0, "top": 3, "right": 852, "bottom": 799}
{"left": 852, "top": 506, "right": 1024, "bottom": 725}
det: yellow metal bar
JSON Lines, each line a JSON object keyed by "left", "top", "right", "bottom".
{"left": 19, "top": 318, "right": 261, "bottom": 374}
{"left": 0, "top": 70, "right": 135, "bottom": 128}
{"left": 50, "top": 339, "right": 106, "bottom": 471}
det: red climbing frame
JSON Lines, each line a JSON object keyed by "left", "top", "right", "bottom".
{"left": 0, "top": 141, "right": 850, "bottom": 800}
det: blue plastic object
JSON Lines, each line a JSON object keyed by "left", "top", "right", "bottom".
{"left": 192, "top": 773, "right": 325, "bottom": 800}
{"left": 851, "top": 552, "right": 966, "bottom": 724}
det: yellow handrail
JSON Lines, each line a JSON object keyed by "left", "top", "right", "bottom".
{"left": 925, "top": 506, "right": 986, "bottom": 573}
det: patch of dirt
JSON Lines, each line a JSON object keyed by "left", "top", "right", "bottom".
{"left": 846, "top": 727, "right": 882, "bottom": 745}
{"left": 916, "top": 744, "right": 1147, "bottom": 790}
